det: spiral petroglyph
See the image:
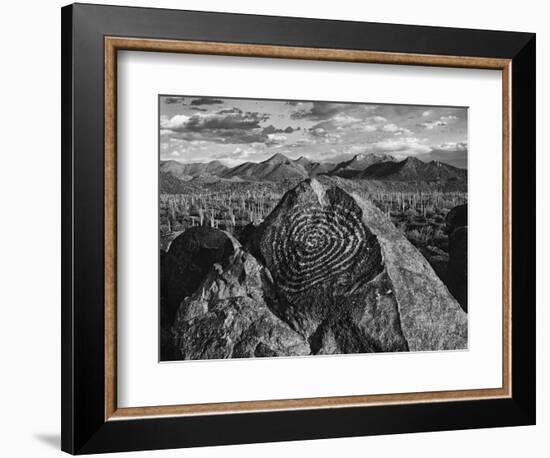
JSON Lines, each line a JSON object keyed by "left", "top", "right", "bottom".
{"left": 270, "top": 202, "right": 368, "bottom": 293}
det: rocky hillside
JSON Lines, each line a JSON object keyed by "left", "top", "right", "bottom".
{"left": 159, "top": 172, "right": 198, "bottom": 194}
{"left": 221, "top": 153, "right": 308, "bottom": 181}
{"left": 330, "top": 153, "right": 396, "bottom": 178}
{"left": 160, "top": 160, "right": 228, "bottom": 180}
{"left": 360, "top": 156, "right": 467, "bottom": 183}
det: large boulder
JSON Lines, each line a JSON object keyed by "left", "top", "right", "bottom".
{"left": 171, "top": 235, "right": 309, "bottom": 360}
{"left": 445, "top": 205, "right": 468, "bottom": 312}
{"left": 161, "top": 227, "right": 235, "bottom": 331}
{"left": 446, "top": 204, "right": 467, "bottom": 233}
{"left": 249, "top": 177, "right": 467, "bottom": 353}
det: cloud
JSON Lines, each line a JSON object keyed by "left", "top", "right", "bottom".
{"left": 418, "top": 114, "right": 458, "bottom": 129}
{"left": 287, "top": 137, "right": 316, "bottom": 148}
{"left": 422, "top": 110, "right": 432, "bottom": 117}
{"left": 367, "top": 137, "right": 432, "bottom": 156}
{"left": 309, "top": 114, "right": 413, "bottom": 137}
{"left": 436, "top": 141, "right": 467, "bottom": 151}
{"left": 212, "top": 147, "right": 270, "bottom": 166}
{"left": 265, "top": 134, "right": 287, "bottom": 146}
{"left": 162, "top": 112, "right": 268, "bottom": 132}
{"left": 418, "top": 120, "right": 447, "bottom": 129}
{"left": 310, "top": 127, "right": 327, "bottom": 137}
{"left": 190, "top": 97, "right": 223, "bottom": 106}
{"left": 382, "top": 123, "right": 413, "bottom": 135}
{"left": 161, "top": 110, "right": 280, "bottom": 144}
{"left": 440, "top": 115, "right": 458, "bottom": 122}
{"left": 217, "top": 107, "right": 243, "bottom": 115}
{"left": 163, "top": 97, "right": 186, "bottom": 105}
{"left": 262, "top": 125, "right": 296, "bottom": 134}
{"left": 291, "top": 102, "right": 354, "bottom": 120}
{"left": 161, "top": 114, "right": 190, "bottom": 130}
{"left": 416, "top": 141, "right": 468, "bottom": 168}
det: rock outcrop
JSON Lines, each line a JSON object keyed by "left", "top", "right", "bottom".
{"left": 167, "top": 178, "right": 467, "bottom": 360}
{"left": 445, "top": 204, "right": 468, "bottom": 312}
{"left": 161, "top": 227, "right": 235, "bottom": 331}
{"left": 248, "top": 177, "right": 467, "bottom": 353}
{"left": 171, "top": 235, "right": 309, "bottom": 359}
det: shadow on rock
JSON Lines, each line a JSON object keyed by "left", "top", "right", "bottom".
{"left": 445, "top": 204, "right": 468, "bottom": 312}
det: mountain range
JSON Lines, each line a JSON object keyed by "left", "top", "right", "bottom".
{"left": 160, "top": 152, "right": 466, "bottom": 186}
{"left": 329, "top": 153, "right": 396, "bottom": 178}
{"left": 160, "top": 160, "right": 229, "bottom": 181}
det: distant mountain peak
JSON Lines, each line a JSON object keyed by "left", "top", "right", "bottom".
{"left": 360, "top": 155, "right": 466, "bottom": 183}
{"left": 401, "top": 156, "right": 424, "bottom": 167}
{"left": 403, "top": 156, "right": 422, "bottom": 162}
{"left": 222, "top": 152, "right": 308, "bottom": 182}
{"left": 294, "top": 156, "right": 312, "bottom": 167}
{"left": 351, "top": 152, "right": 395, "bottom": 161}
{"left": 329, "top": 152, "right": 397, "bottom": 178}
{"left": 264, "top": 152, "right": 290, "bottom": 164}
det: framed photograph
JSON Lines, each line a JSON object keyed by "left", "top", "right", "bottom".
{"left": 61, "top": 3, "right": 536, "bottom": 454}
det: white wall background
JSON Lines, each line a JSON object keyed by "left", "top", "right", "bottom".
{"left": 0, "top": 1, "right": 544, "bottom": 456}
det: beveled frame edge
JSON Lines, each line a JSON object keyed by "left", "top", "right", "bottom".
{"left": 104, "top": 36, "right": 512, "bottom": 422}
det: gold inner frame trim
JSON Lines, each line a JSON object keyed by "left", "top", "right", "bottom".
{"left": 104, "top": 36, "right": 512, "bottom": 421}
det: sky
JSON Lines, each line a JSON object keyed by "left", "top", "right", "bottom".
{"left": 160, "top": 95, "right": 468, "bottom": 168}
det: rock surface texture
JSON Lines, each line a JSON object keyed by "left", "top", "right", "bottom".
{"left": 445, "top": 204, "right": 468, "bottom": 312}
{"left": 168, "top": 178, "right": 467, "bottom": 360}
{"left": 171, "top": 234, "right": 309, "bottom": 359}
{"left": 161, "top": 227, "right": 235, "bottom": 331}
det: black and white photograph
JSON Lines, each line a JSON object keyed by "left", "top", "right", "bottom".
{"left": 159, "top": 95, "right": 469, "bottom": 361}
{"left": 0, "top": 1, "right": 542, "bottom": 456}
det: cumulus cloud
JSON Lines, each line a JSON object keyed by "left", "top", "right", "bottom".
{"left": 291, "top": 102, "right": 347, "bottom": 120}
{"left": 419, "top": 120, "right": 447, "bottom": 129}
{"left": 287, "top": 137, "right": 316, "bottom": 148}
{"left": 216, "top": 107, "right": 243, "bottom": 114}
{"left": 382, "top": 123, "right": 413, "bottom": 135}
{"left": 160, "top": 110, "right": 285, "bottom": 144}
{"left": 419, "top": 114, "right": 458, "bottom": 129}
{"left": 440, "top": 115, "right": 458, "bottom": 122}
{"left": 265, "top": 134, "right": 287, "bottom": 146}
{"left": 212, "top": 147, "right": 269, "bottom": 166}
{"left": 163, "top": 97, "right": 186, "bottom": 105}
{"left": 436, "top": 141, "right": 467, "bottom": 151}
{"left": 416, "top": 141, "right": 468, "bottom": 168}
{"left": 262, "top": 125, "right": 296, "bottom": 134}
{"left": 309, "top": 114, "right": 412, "bottom": 137}
{"left": 190, "top": 97, "right": 223, "bottom": 106}
{"left": 370, "top": 137, "right": 432, "bottom": 156}
{"left": 290, "top": 102, "right": 375, "bottom": 121}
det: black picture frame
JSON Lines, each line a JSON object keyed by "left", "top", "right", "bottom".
{"left": 61, "top": 3, "right": 536, "bottom": 454}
